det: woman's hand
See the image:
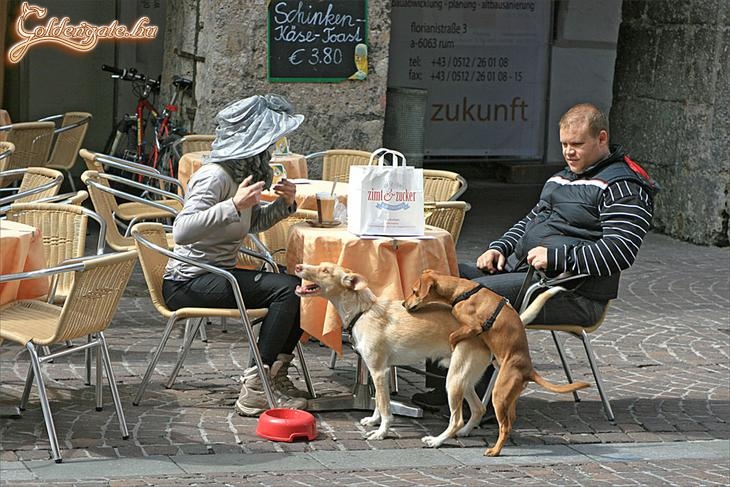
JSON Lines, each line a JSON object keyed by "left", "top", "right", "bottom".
{"left": 232, "top": 175, "right": 264, "bottom": 211}
{"left": 272, "top": 178, "right": 297, "bottom": 207}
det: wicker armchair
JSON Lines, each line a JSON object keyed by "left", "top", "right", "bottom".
{"left": 81, "top": 170, "right": 177, "bottom": 251}
{"left": 258, "top": 209, "right": 318, "bottom": 267}
{"left": 306, "top": 149, "right": 371, "bottom": 182}
{"left": 481, "top": 271, "right": 616, "bottom": 422}
{"left": 0, "top": 141, "right": 15, "bottom": 171}
{"left": 0, "top": 250, "right": 137, "bottom": 463}
{"left": 0, "top": 167, "right": 63, "bottom": 210}
{"left": 130, "top": 222, "right": 315, "bottom": 406}
{"left": 424, "top": 201, "right": 471, "bottom": 244}
{"left": 423, "top": 169, "right": 467, "bottom": 202}
{"left": 5, "top": 203, "right": 106, "bottom": 303}
{"left": 0, "top": 122, "right": 55, "bottom": 187}
{"left": 178, "top": 134, "right": 215, "bottom": 155}
{"left": 41, "top": 112, "right": 92, "bottom": 192}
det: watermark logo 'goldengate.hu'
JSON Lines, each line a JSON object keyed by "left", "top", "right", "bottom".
{"left": 7, "top": 2, "right": 158, "bottom": 64}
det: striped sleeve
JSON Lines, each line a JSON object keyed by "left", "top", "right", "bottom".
{"left": 488, "top": 202, "right": 541, "bottom": 256}
{"left": 547, "top": 180, "right": 653, "bottom": 276}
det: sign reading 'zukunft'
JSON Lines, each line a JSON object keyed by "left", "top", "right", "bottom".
{"left": 268, "top": 0, "right": 368, "bottom": 82}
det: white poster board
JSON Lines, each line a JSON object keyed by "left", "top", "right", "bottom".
{"left": 389, "top": 1, "right": 552, "bottom": 158}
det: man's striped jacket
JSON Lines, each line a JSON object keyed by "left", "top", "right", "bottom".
{"left": 490, "top": 145, "right": 658, "bottom": 301}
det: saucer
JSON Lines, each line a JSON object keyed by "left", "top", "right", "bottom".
{"left": 306, "top": 220, "right": 341, "bottom": 228}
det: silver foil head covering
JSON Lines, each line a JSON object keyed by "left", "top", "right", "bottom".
{"left": 205, "top": 94, "right": 304, "bottom": 164}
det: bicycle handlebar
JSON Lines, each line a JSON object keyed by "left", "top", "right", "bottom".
{"left": 101, "top": 64, "right": 160, "bottom": 89}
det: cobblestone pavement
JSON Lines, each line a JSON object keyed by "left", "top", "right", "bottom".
{"left": 1, "top": 181, "right": 728, "bottom": 485}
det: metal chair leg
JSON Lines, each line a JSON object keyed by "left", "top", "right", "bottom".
{"left": 580, "top": 330, "right": 615, "bottom": 422}
{"left": 98, "top": 332, "right": 129, "bottom": 439}
{"left": 328, "top": 349, "right": 337, "bottom": 369}
{"left": 85, "top": 334, "right": 92, "bottom": 386}
{"left": 166, "top": 318, "right": 203, "bottom": 388}
{"left": 220, "top": 317, "right": 228, "bottom": 333}
{"left": 95, "top": 336, "right": 103, "bottom": 411}
{"left": 26, "top": 342, "right": 62, "bottom": 463}
{"left": 20, "top": 364, "right": 34, "bottom": 411}
{"left": 134, "top": 315, "right": 178, "bottom": 406}
{"left": 198, "top": 320, "right": 208, "bottom": 342}
{"left": 551, "top": 331, "right": 581, "bottom": 403}
{"left": 390, "top": 366, "right": 399, "bottom": 394}
{"left": 295, "top": 341, "right": 316, "bottom": 399}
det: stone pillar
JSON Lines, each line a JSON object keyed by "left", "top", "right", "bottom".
{"left": 611, "top": 1, "right": 729, "bottom": 246}
{"left": 162, "top": 0, "right": 390, "bottom": 177}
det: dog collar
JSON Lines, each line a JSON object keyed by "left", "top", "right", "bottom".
{"left": 346, "top": 310, "right": 365, "bottom": 332}
{"left": 452, "top": 283, "right": 487, "bottom": 306}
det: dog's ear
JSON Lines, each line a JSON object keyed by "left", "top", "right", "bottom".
{"left": 342, "top": 272, "right": 368, "bottom": 291}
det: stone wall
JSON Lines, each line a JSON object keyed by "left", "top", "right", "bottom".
{"left": 162, "top": 0, "right": 390, "bottom": 177}
{"left": 611, "top": 0, "right": 729, "bottom": 246}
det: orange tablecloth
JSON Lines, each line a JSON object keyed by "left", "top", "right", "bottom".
{"left": 177, "top": 151, "right": 309, "bottom": 194}
{"left": 286, "top": 224, "right": 458, "bottom": 355}
{"left": 0, "top": 220, "right": 49, "bottom": 305}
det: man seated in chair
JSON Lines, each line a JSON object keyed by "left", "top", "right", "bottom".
{"left": 413, "top": 102, "right": 659, "bottom": 412}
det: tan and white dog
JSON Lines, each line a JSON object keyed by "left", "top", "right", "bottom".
{"left": 295, "top": 262, "right": 491, "bottom": 443}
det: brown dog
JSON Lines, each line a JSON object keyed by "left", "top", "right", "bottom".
{"left": 403, "top": 270, "right": 590, "bottom": 457}
{"left": 294, "top": 262, "right": 492, "bottom": 444}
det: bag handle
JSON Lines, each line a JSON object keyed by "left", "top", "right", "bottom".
{"left": 368, "top": 148, "right": 407, "bottom": 167}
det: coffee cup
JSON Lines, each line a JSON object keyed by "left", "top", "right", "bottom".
{"left": 315, "top": 192, "right": 335, "bottom": 223}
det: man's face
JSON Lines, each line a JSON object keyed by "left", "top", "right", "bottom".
{"left": 560, "top": 122, "right": 609, "bottom": 174}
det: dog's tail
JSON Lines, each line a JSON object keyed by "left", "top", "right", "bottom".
{"left": 531, "top": 372, "right": 590, "bottom": 393}
{"left": 518, "top": 287, "right": 562, "bottom": 325}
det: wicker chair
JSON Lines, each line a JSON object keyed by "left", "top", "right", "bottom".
{"left": 0, "top": 250, "right": 137, "bottom": 463}
{"left": 79, "top": 149, "right": 185, "bottom": 220}
{"left": 41, "top": 112, "right": 92, "bottom": 192}
{"left": 0, "top": 122, "right": 55, "bottom": 187}
{"left": 0, "top": 141, "right": 15, "bottom": 171}
{"left": 258, "top": 209, "right": 318, "bottom": 267}
{"left": 130, "top": 222, "right": 315, "bottom": 406}
{"left": 0, "top": 167, "right": 63, "bottom": 210}
{"left": 5, "top": 203, "right": 106, "bottom": 303}
{"left": 81, "top": 170, "right": 176, "bottom": 251}
{"left": 178, "top": 134, "right": 215, "bottom": 155}
{"left": 424, "top": 201, "right": 471, "bottom": 244}
{"left": 481, "top": 272, "right": 616, "bottom": 422}
{"left": 423, "top": 169, "right": 468, "bottom": 202}
{"left": 306, "top": 149, "right": 372, "bottom": 182}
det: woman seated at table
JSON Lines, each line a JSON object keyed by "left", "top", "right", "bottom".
{"left": 162, "top": 94, "right": 309, "bottom": 416}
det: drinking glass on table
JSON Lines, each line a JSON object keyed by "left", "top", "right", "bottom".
{"left": 315, "top": 192, "right": 335, "bottom": 223}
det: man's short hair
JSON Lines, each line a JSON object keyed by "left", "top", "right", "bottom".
{"left": 559, "top": 103, "right": 609, "bottom": 138}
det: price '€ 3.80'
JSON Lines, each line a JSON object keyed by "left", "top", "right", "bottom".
{"left": 288, "top": 47, "right": 344, "bottom": 66}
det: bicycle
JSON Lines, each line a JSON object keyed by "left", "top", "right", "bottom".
{"left": 102, "top": 65, "right": 192, "bottom": 182}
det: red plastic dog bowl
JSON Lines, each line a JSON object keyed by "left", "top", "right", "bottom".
{"left": 256, "top": 408, "right": 318, "bottom": 442}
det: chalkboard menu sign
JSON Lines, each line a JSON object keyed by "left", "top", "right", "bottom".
{"left": 268, "top": 0, "right": 368, "bottom": 82}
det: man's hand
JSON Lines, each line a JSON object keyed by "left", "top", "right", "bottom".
{"left": 527, "top": 246, "right": 548, "bottom": 270}
{"left": 232, "top": 175, "right": 264, "bottom": 211}
{"left": 477, "top": 249, "right": 505, "bottom": 274}
{"left": 272, "top": 178, "right": 296, "bottom": 207}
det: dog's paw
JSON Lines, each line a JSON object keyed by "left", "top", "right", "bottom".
{"left": 421, "top": 435, "right": 443, "bottom": 448}
{"left": 360, "top": 416, "right": 379, "bottom": 427}
{"left": 484, "top": 446, "right": 501, "bottom": 457}
{"left": 365, "top": 429, "right": 388, "bottom": 440}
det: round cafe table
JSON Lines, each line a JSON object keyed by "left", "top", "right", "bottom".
{"left": 0, "top": 220, "right": 49, "bottom": 305}
{"left": 177, "top": 151, "right": 308, "bottom": 194}
{"left": 286, "top": 224, "right": 458, "bottom": 355}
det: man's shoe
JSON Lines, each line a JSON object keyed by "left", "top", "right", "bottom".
{"left": 411, "top": 388, "right": 448, "bottom": 411}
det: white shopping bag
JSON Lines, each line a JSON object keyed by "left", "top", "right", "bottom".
{"left": 347, "top": 148, "right": 424, "bottom": 236}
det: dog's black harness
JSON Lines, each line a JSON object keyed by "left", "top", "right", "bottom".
{"left": 344, "top": 310, "right": 365, "bottom": 344}
{"left": 452, "top": 283, "right": 509, "bottom": 334}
